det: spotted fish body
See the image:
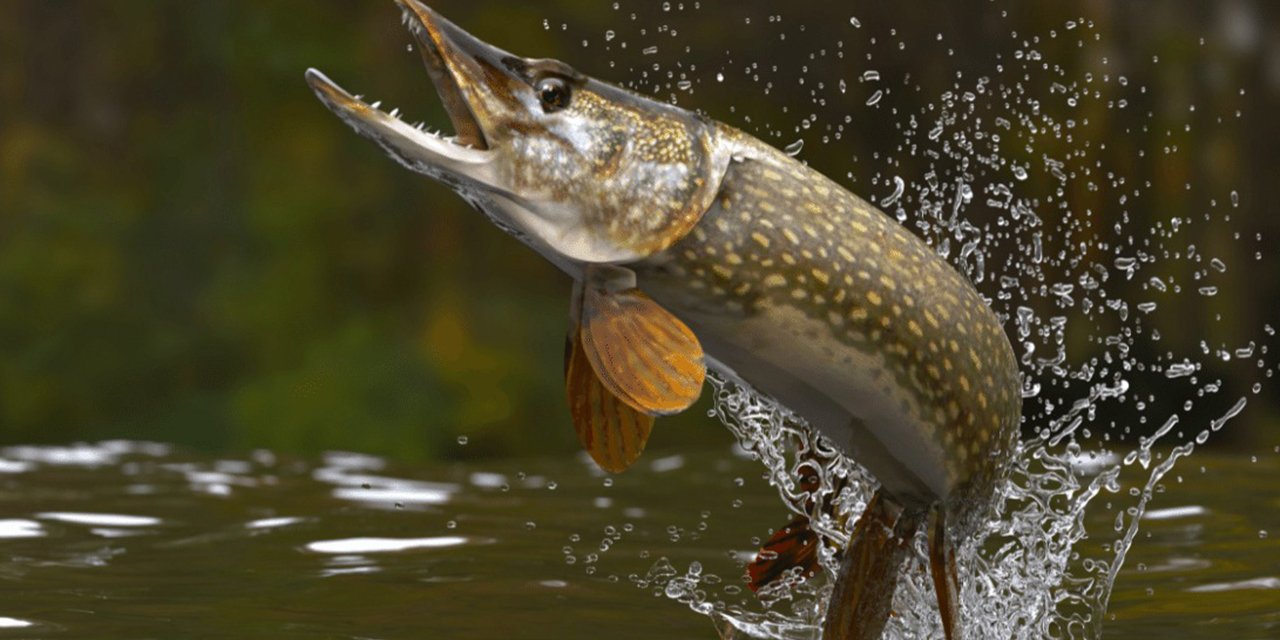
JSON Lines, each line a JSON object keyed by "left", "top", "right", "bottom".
{"left": 306, "top": 3, "right": 1021, "bottom": 637}
{"left": 635, "top": 129, "right": 1020, "bottom": 522}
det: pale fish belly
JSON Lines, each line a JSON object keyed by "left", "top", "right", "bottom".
{"left": 665, "top": 297, "right": 953, "bottom": 504}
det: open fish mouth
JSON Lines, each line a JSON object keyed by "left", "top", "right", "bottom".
{"left": 305, "top": 0, "right": 495, "bottom": 171}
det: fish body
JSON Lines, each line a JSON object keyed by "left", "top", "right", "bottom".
{"left": 635, "top": 128, "right": 1020, "bottom": 519}
{"left": 306, "top": 3, "right": 1021, "bottom": 637}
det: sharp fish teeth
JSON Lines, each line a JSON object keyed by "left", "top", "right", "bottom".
{"left": 389, "top": 107, "right": 401, "bottom": 118}
{"left": 371, "top": 100, "right": 382, "bottom": 110}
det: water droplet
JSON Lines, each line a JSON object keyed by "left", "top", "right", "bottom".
{"left": 879, "top": 175, "right": 905, "bottom": 207}
{"left": 849, "top": 16, "right": 861, "bottom": 28}
{"left": 456, "top": 435, "right": 469, "bottom": 446}
{"left": 783, "top": 139, "right": 805, "bottom": 156}
{"left": 865, "top": 89, "right": 883, "bottom": 106}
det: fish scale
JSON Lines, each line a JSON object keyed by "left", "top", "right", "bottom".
{"left": 636, "top": 128, "right": 1020, "bottom": 521}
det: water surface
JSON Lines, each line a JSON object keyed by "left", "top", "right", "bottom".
{"left": 0, "top": 441, "right": 1275, "bottom": 638}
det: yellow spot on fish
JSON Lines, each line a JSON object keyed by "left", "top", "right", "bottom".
{"left": 908, "top": 320, "right": 923, "bottom": 337}
{"left": 712, "top": 265, "right": 734, "bottom": 280}
{"left": 866, "top": 291, "right": 882, "bottom": 306}
{"left": 751, "top": 232, "right": 771, "bottom": 248}
{"left": 763, "top": 274, "right": 786, "bottom": 288}
{"left": 879, "top": 275, "right": 896, "bottom": 291}
{"left": 811, "top": 269, "right": 830, "bottom": 285}
{"left": 850, "top": 307, "right": 868, "bottom": 321}
{"left": 782, "top": 229, "right": 800, "bottom": 245}
{"left": 924, "top": 309, "right": 940, "bottom": 328}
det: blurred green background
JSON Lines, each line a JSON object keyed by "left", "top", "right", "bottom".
{"left": 1, "top": 1, "right": 1277, "bottom": 462}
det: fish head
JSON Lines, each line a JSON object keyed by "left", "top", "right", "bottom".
{"left": 306, "top": 0, "right": 732, "bottom": 265}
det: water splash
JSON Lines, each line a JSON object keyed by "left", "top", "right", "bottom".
{"left": 580, "top": 5, "right": 1273, "bottom": 639}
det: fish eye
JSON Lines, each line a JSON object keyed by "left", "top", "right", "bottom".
{"left": 536, "top": 77, "right": 572, "bottom": 113}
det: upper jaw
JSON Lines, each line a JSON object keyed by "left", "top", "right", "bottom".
{"left": 395, "top": 0, "right": 489, "bottom": 150}
{"left": 304, "top": 0, "right": 502, "bottom": 182}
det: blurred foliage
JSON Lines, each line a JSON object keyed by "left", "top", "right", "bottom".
{"left": 1, "top": 1, "right": 1277, "bottom": 460}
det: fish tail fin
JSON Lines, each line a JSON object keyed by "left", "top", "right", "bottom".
{"left": 929, "top": 509, "right": 961, "bottom": 640}
{"left": 820, "top": 490, "right": 922, "bottom": 640}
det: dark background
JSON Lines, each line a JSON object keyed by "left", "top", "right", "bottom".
{"left": 2, "top": 1, "right": 1277, "bottom": 461}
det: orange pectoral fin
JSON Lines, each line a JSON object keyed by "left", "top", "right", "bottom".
{"left": 566, "top": 327, "right": 655, "bottom": 474}
{"left": 747, "top": 515, "right": 822, "bottom": 592}
{"left": 580, "top": 284, "right": 706, "bottom": 416}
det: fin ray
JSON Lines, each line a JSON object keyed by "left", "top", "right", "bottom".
{"left": 580, "top": 284, "right": 705, "bottom": 415}
{"left": 566, "top": 327, "right": 654, "bottom": 473}
{"left": 747, "top": 516, "right": 822, "bottom": 592}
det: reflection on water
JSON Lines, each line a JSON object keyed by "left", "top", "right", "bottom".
{"left": 0, "top": 441, "right": 1275, "bottom": 638}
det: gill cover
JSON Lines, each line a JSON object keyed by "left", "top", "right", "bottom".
{"left": 306, "top": 0, "right": 734, "bottom": 264}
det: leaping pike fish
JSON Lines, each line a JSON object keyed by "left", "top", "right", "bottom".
{"left": 306, "top": 3, "right": 1021, "bottom": 639}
